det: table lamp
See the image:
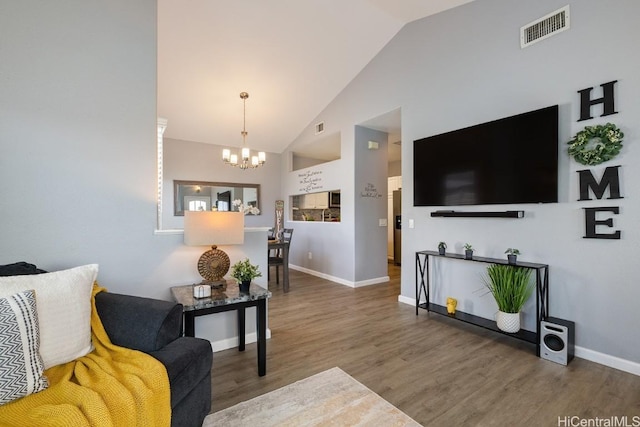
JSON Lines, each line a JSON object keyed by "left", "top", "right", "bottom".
{"left": 184, "top": 211, "right": 244, "bottom": 287}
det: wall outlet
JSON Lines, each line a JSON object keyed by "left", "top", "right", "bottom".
{"left": 308, "top": 252, "right": 312, "bottom": 260}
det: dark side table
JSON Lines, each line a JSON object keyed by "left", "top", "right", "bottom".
{"left": 170, "top": 281, "right": 271, "bottom": 376}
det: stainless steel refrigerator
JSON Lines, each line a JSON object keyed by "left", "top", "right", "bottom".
{"left": 393, "top": 190, "right": 401, "bottom": 266}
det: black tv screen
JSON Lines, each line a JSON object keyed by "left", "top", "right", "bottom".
{"left": 413, "top": 105, "right": 558, "bottom": 207}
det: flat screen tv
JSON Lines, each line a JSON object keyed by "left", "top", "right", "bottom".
{"left": 413, "top": 105, "right": 558, "bottom": 207}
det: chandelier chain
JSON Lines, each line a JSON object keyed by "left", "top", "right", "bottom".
{"left": 241, "top": 92, "right": 248, "bottom": 140}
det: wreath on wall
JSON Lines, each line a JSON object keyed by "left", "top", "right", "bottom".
{"left": 567, "top": 123, "right": 624, "bottom": 166}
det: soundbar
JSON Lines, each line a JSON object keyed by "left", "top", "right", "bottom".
{"left": 430, "top": 210, "right": 524, "bottom": 218}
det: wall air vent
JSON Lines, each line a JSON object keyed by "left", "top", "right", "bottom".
{"left": 314, "top": 121, "right": 325, "bottom": 135}
{"left": 520, "top": 5, "right": 570, "bottom": 48}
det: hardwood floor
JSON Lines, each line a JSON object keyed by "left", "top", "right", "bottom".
{"left": 211, "top": 265, "right": 640, "bottom": 426}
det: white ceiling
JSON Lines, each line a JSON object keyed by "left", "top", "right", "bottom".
{"left": 157, "top": 0, "right": 474, "bottom": 155}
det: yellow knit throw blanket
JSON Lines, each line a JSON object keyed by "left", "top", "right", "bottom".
{"left": 0, "top": 284, "right": 171, "bottom": 426}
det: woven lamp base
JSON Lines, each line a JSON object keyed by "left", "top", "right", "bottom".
{"left": 197, "top": 245, "right": 229, "bottom": 287}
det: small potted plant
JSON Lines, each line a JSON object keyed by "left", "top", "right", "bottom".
{"left": 483, "top": 264, "right": 533, "bottom": 333}
{"left": 438, "top": 241, "right": 447, "bottom": 256}
{"left": 464, "top": 243, "right": 474, "bottom": 260}
{"left": 505, "top": 248, "right": 520, "bottom": 265}
{"left": 230, "top": 258, "right": 262, "bottom": 292}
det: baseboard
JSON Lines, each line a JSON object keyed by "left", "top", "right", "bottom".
{"left": 398, "top": 295, "right": 416, "bottom": 306}
{"left": 290, "top": 264, "right": 352, "bottom": 286}
{"left": 354, "top": 276, "right": 390, "bottom": 287}
{"left": 397, "top": 295, "right": 639, "bottom": 377}
{"left": 210, "top": 329, "right": 272, "bottom": 353}
{"left": 289, "top": 264, "right": 388, "bottom": 288}
{"left": 575, "top": 346, "right": 640, "bottom": 376}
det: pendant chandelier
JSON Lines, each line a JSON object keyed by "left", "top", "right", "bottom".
{"left": 222, "top": 92, "right": 266, "bottom": 169}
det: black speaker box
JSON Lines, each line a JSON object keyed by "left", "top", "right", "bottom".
{"left": 540, "top": 317, "right": 575, "bottom": 365}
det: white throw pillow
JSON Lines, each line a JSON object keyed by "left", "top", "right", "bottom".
{"left": 0, "top": 289, "right": 48, "bottom": 404}
{"left": 0, "top": 264, "right": 98, "bottom": 369}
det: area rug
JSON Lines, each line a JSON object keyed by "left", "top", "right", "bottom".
{"left": 203, "top": 367, "right": 422, "bottom": 426}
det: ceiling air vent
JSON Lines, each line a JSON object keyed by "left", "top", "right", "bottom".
{"left": 520, "top": 5, "right": 570, "bottom": 49}
{"left": 314, "top": 121, "right": 325, "bottom": 135}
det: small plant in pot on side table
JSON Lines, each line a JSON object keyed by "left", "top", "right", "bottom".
{"left": 464, "top": 243, "right": 474, "bottom": 260}
{"left": 483, "top": 264, "right": 533, "bottom": 333}
{"left": 505, "top": 248, "right": 520, "bottom": 265}
{"left": 230, "top": 258, "right": 262, "bottom": 292}
{"left": 438, "top": 242, "right": 447, "bottom": 256}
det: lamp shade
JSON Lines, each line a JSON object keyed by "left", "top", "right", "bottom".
{"left": 184, "top": 211, "right": 245, "bottom": 246}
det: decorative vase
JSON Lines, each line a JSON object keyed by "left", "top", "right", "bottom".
{"left": 507, "top": 254, "right": 517, "bottom": 265}
{"left": 239, "top": 280, "right": 251, "bottom": 292}
{"left": 465, "top": 250, "right": 473, "bottom": 260}
{"left": 439, "top": 247, "right": 446, "bottom": 256}
{"left": 496, "top": 311, "right": 520, "bottom": 333}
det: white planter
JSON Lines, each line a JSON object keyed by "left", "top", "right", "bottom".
{"left": 496, "top": 311, "right": 520, "bottom": 333}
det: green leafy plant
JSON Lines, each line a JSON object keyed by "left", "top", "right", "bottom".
{"left": 230, "top": 258, "right": 262, "bottom": 283}
{"left": 464, "top": 243, "right": 473, "bottom": 251}
{"left": 438, "top": 242, "right": 447, "bottom": 249}
{"left": 483, "top": 264, "right": 533, "bottom": 313}
{"left": 505, "top": 248, "right": 520, "bottom": 256}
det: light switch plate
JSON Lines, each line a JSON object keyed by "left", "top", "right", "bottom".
{"left": 409, "top": 219, "right": 415, "bottom": 228}
{"left": 379, "top": 218, "right": 387, "bottom": 226}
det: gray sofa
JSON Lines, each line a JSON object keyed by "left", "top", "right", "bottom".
{"left": 0, "top": 262, "right": 213, "bottom": 427}
{"left": 96, "top": 292, "right": 212, "bottom": 427}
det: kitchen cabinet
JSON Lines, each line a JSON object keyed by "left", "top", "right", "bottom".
{"left": 300, "top": 192, "right": 329, "bottom": 209}
{"left": 315, "top": 192, "right": 329, "bottom": 209}
{"left": 299, "top": 195, "right": 312, "bottom": 209}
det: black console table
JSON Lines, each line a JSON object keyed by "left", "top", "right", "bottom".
{"left": 415, "top": 250, "right": 549, "bottom": 355}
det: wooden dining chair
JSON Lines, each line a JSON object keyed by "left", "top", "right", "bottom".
{"left": 268, "top": 228, "right": 294, "bottom": 285}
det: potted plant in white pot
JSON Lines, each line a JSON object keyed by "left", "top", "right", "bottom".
{"left": 505, "top": 248, "right": 520, "bottom": 265}
{"left": 483, "top": 264, "right": 533, "bottom": 333}
{"left": 438, "top": 241, "right": 447, "bottom": 256}
{"left": 464, "top": 243, "right": 474, "bottom": 260}
{"left": 230, "top": 258, "right": 262, "bottom": 292}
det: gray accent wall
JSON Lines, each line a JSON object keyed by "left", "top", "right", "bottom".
{"left": 354, "top": 126, "right": 389, "bottom": 282}
{"left": 284, "top": 0, "right": 640, "bottom": 367}
{"left": 0, "top": 1, "right": 279, "bottom": 348}
{"left": 0, "top": 0, "right": 162, "bottom": 294}
{"left": 3, "top": 0, "right": 639, "bottom": 370}
{"left": 163, "top": 137, "right": 282, "bottom": 230}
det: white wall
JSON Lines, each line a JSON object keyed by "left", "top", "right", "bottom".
{"left": 283, "top": 0, "right": 640, "bottom": 371}
{"left": 388, "top": 160, "right": 401, "bottom": 178}
{"left": 283, "top": 158, "right": 356, "bottom": 281}
{"left": 0, "top": 1, "right": 271, "bottom": 351}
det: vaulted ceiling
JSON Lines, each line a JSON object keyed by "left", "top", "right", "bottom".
{"left": 157, "top": 0, "right": 474, "bottom": 155}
